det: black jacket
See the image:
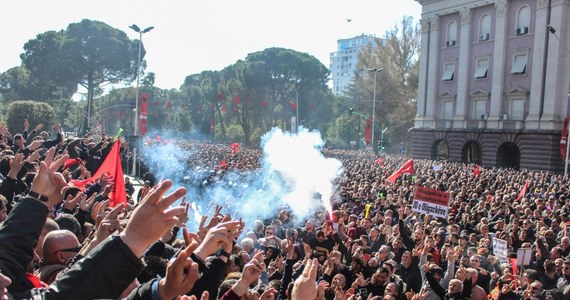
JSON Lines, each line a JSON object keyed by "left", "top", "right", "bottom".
{"left": 0, "top": 197, "right": 145, "bottom": 299}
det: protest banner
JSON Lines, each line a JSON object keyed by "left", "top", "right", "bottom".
{"left": 493, "top": 238, "right": 508, "bottom": 259}
{"left": 411, "top": 186, "right": 451, "bottom": 218}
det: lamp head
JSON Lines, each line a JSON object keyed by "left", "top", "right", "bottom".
{"left": 129, "top": 24, "right": 141, "bottom": 32}
{"left": 547, "top": 25, "right": 556, "bottom": 34}
{"left": 142, "top": 26, "right": 155, "bottom": 33}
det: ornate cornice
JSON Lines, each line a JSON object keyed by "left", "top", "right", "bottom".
{"left": 429, "top": 16, "right": 440, "bottom": 31}
{"left": 420, "top": 18, "right": 430, "bottom": 33}
{"left": 460, "top": 8, "right": 472, "bottom": 24}
{"left": 537, "top": 0, "right": 550, "bottom": 9}
{"left": 551, "top": 0, "right": 570, "bottom": 6}
{"left": 496, "top": 0, "right": 508, "bottom": 17}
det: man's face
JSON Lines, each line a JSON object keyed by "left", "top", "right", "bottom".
{"left": 563, "top": 263, "right": 570, "bottom": 277}
{"left": 401, "top": 253, "right": 411, "bottom": 266}
{"left": 375, "top": 272, "right": 388, "bottom": 285}
{"left": 332, "top": 274, "right": 346, "bottom": 289}
{"left": 448, "top": 280, "right": 462, "bottom": 294}
{"left": 469, "top": 255, "right": 481, "bottom": 268}
{"left": 384, "top": 283, "right": 398, "bottom": 295}
{"left": 562, "top": 237, "right": 570, "bottom": 249}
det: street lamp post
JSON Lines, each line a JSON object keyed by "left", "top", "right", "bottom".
{"left": 547, "top": 25, "right": 570, "bottom": 176}
{"left": 368, "top": 67, "right": 383, "bottom": 154}
{"left": 129, "top": 24, "right": 154, "bottom": 176}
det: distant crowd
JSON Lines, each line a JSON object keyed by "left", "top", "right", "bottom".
{"left": 0, "top": 121, "right": 569, "bottom": 300}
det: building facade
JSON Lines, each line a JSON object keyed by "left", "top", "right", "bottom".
{"left": 413, "top": 0, "right": 570, "bottom": 171}
{"left": 330, "top": 34, "right": 378, "bottom": 96}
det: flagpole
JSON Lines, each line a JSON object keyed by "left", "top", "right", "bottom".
{"left": 296, "top": 88, "right": 299, "bottom": 133}
{"left": 564, "top": 122, "right": 570, "bottom": 176}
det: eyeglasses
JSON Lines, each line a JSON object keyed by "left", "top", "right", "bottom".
{"left": 55, "top": 246, "right": 82, "bottom": 254}
{"left": 266, "top": 232, "right": 273, "bottom": 235}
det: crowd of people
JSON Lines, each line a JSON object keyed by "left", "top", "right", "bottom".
{"left": 0, "top": 121, "right": 569, "bottom": 300}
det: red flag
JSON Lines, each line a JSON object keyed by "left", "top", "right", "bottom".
{"left": 64, "top": 158, "right": 82, "bottom": 170}
{"left": 487, "top": 194, "right": 494, "bottom": 204}
{"left": 216, "top": 93, "right": 224, "bottom": 100}
{"left": 261, "top": 101, "right": 269, "bottom": 107}
{"left": 386, "top": 159, "right": 415, "bottom": 183}
{"left": 72, "top": 140, "right": 126, "bottom": 206}
{"left": 473, "top": 165, "right": 481, "bottom": 177}
{"left": 233, "top": 96, "right": 241, "bottom": 105}
{"left": 221, "top": 105, "right": 227, "bottom": 112}
{"left": 219, "top": 159, "right": 227, "bottom": 170}
{"left": 374, "top": 157, "right": 384, "bottom": 165}
{"left": 561, "top": 117, "right": 568, "bottom": 160}
{"left": 364, "top": 118, "right": 372, "bottom": 145}
{"left": 289, "top": 101, "right": 297, "bottom": 111}
{"left": 509, "top": 258, "right": 518, "bottom": 286}
{"left": 231, "top": 143, "right": 240, "bottom": 154}
{"left": 140, "top": 93, "right": 149, "bottom": 136}
{"left": 517, "top": 181, "right": 528, "bottom": 201}
{"left": 166, "top": 100, "right": 173, "bottom": 110}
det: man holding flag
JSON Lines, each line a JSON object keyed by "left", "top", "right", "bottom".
{"left": 72, "top": 134, "right": 127, "bottom": 207}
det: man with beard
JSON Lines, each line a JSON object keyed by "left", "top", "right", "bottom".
{"left": 361, "top": 267, "right": 391, "bottom": 298}
{"left": 396, "top": 251, "right": 421, "bottom": 293}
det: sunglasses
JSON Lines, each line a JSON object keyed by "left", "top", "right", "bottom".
{"left": 55, "top": 246, "right": 82, "bottom": 254}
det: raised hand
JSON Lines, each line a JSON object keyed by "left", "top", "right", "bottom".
{"left": 29, "top": 147, "right": 69, "bottom": 207}
{"left": 291, "top": 258, "right": 319, "bottom": 300}
{"left": 158, "top": 233, "right": 201, "bottom": 300}
{"left": 194, "top": 220, "right": 242, "bottom": 259}
{"left": 120, "top": 180, "right": 187, "bottom": 257}
{"left": 63, "top": 192, "right": 83, "bottom": 212}
{"left": 79, "top": 193, "right": 97, "bottom": 212}
{"left": 7, "top": 153, "right": 26, "bottom": 179}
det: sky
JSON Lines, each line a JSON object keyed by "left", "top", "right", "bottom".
{"left": 1, "top": 0, "right": 422, "bottom": 90}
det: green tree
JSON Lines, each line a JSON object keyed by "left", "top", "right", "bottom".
{"left": 20, "top": 19, "right": 140, "bottom": 133}
{"left": 6, "top": 101, "right": 56, "bottom": 133}
{"left": 348, "top": 16, "right": 420, "bottom": 153}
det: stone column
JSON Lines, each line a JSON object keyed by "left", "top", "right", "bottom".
{"left": 527, "top": 0, "right": 551, "bottom": 129}
{"left": 488, "top": 0, "right": 509, "bottom": 129}
{"left": 542, "top": 0, "right": 570, "bottom": 130}
{"left": 454, "top": 8, "right": 472, "bottom": 128}
{"left": 424, "top": 16, "right": 440, "bottom": 128}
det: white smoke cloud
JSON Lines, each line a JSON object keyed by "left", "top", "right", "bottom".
{"left": 139, "top": 127, "right": 344, "bottom": 232}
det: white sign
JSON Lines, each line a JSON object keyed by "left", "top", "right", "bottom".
{"left": 433, "top": 164, "right": 441, "bottom": 171}
{"left": 516, "top": 248, "right": 532, "bottom": 266}
{"left": 411, "top": 186, "right": 451, "bottom": 219}
{"left": 493, "top": 238, "right": 508, "bottom": 259}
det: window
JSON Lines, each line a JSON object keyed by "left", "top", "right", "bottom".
{"left": 479, "top": 14, "right": 491, "bottom": 41}
{"left": 447, "top": 21, "right": 457, "bottom": 46}
{"left": 474, "top": 57, "right": 489, "bottom": 78}
{"left": 442, "top": 62, "right": 455, "bottom": 81}
{"left": 515, "top": 6, "right": 530, "bottom": 35}
{"left": 511, "top": 52, "right": 527, "bottom": 74}
{"left": 473, "top": 98, "right": 487, "bottom": 119}
{"left": 510, "top": 98, "right": 525, "bottom": 120}
{"left": 442, "top": 101, "right": 453, "bottom": 120}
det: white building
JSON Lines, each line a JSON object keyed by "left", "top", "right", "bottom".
{"left": 330, "top": 34, "right": 379, "bottom": 96}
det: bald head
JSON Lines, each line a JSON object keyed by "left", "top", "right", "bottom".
{"left": 42, "top": 230, "right": 80, "bottom": 264}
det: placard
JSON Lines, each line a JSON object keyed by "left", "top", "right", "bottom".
{"left": 411, "top": 186, "right": 451, "bottom": 218}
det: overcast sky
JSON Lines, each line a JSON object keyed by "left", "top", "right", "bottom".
{"left": 1, "top": 0, "right": 422, "bottom": 90}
